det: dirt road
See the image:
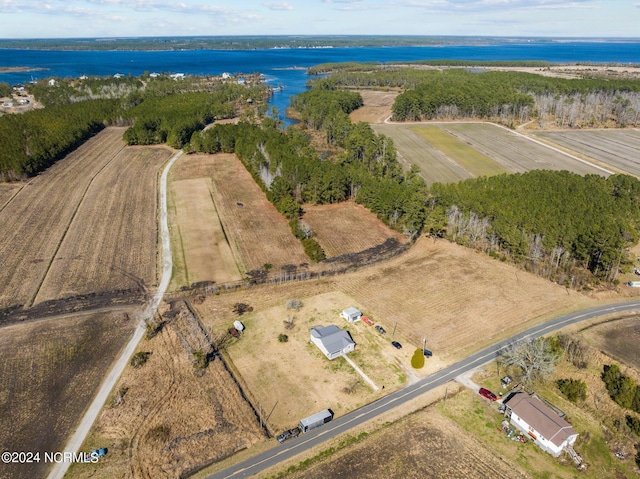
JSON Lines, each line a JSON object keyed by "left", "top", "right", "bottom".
{"left": 46, "top": 151, "right": 182, "bottom": 479}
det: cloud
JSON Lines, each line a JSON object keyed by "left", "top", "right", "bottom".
{"left": 262, "top": 1, "right": 293, "bottom": 10}
{"left": 396, "top": 0, "right": 600, "bottom": 13}
{"left": 322, "top": 0, "right": 363, "bottom": 3}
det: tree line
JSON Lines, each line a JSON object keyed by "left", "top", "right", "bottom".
{"left": 189, "top": 89, "right": 427, "bottom": 239}
{"left": 425, "top": 170, "right": 640, "bottom": 287}
{"left": 0, "top": 74, "right": 265, "bottom": 180}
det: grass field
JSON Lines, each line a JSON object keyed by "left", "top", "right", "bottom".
{"left": 0, "top": 310, "right": 136, "bottom": 479}
{"left": 189, "top": 235, "right": 595, "bottom": 439}
{"left": 0, "top": 182, "right": 22, "bottom": 211}
{"left": 0, "top": 128, "right": 128, "bottom": 310}
{"left": 578, "top": 315, "right": 640, "bottom": 370}
{"left": 207, "top": 153, "right": 308, "bottom": 273}
{"left": 532, "top": 129, "right": 640, "bottom": 176}
{"left": 411, "top": 124, "right": 506, "bottom": 177}
{"left": 439, "top": 123, "right": 609, "bottom": 175}
{"left": 66, "top": 303, "right": 265, "bottom": 479}
{"left": 302, "top": 202, "right": 408, "bottom": 258}
{"left": 349, "top": 89, "right": 399, "bottom": 124}
{"left": 168, "top": 157, "right": 243, "bottom": 290}
{"left": 34, "top": 144, "right": 172, "bottom": 304}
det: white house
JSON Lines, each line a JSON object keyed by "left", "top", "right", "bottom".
{"left": 340, "top": 307, "right": 362, "bottom": 323}
{"left": 48, "top": 79, "right": 57, "bottom": 86}
{"left": 503, "top": 391, "right": 578, "bottom": 457}
{"left": 310, "top": 325, "right": 355, "bottom": 360}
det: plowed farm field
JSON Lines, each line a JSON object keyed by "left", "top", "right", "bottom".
{"left": 533, "top": 129, "right": 640, "bottom": 176}
{"left": 207, "top": 153, "right": 308, "bottom": 273}
{"left": 0, "top": 128, "right": 171, "bottom": 310}
{"left": 373, "top": 122, "right": 608, "bottom": 184}
{"left": 0, "top": 128, "right": 126, "bottom": 309}
{"left": 0, "top": 310, "right": 136, "bottom": 479}
{"left": 302, "top": 202, "right": 408, "bottom": 258}
{"left": 34, "top": 144, "right": 172, "bottom": 304}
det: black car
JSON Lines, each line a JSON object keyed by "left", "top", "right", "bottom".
{"left": 375, "top": 325, "right": 386, "bottom": 334}
{"left": 423, "top": 349, "right": 433, "bottom": 357}
{"left": 391, "top": 341, "right": 402, "bottom": 349}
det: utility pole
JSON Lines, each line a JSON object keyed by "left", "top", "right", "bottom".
{"left": 422, "top": 336, "right": 426, "bottom": 354}
{"left": 392, "top": 321, "right": 397, "bottom": 337}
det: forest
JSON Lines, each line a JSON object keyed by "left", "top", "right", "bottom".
{"left": 309, "top": 66, "right": 640, "bottom": 127}
{"left": 189, "top": 89, "right": 427, "bottom": 239}
{"left": 425, "top": 171, "right": 640, "bottom": 287}
{"left": 0, "top": 74, "right": 265, "bottom": 180}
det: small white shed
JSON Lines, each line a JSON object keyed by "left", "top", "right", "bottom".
{"left": 233, "top": 320, "right": 245, "bottom": 332}
{"left": 340, "top": 307, "right": 362, "bottom": 323}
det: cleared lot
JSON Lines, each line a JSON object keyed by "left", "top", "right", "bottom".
{"left": 374, "top": 122, "right": 608, "bottom": 184}
{"left": 207, "top": 153, "right": 308, "bottom": 273}
{"left": 533, "top": 129, "right": 640, "bottom": 176}
{"left": 168, "top": 161, "right": 243, "bottom": 290}
{"left": 302, "top": 202, "right": 408, "bottom": 258}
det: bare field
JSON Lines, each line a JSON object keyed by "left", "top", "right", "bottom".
{"left": 0, "top": 182, "right": 22, "bottom": 210}
{"left": 34, "top": 144, "right": 172, "bottom": 304}
{"left": 349, "top": 89, "right": 399, "bottom": 124}
{"left": 578, "top": 315, "right": 640, "bottom": 370}
{"left": 278, "top": 405, "right": 525, "bottom": 479}
{"left": 439, "top": 123, "right": 608, "bottom": 175}
{"left": 0, "top": 310, "right": 136, "bottom": 479}
{"left": 0, "top": 127, "right": 128, "bottom": 309}
{"left": 532, "top": 129, "right": 640, "bottom": 176}
{"left": 168, "top": 174, "right": 242, "bottom": 290}
{"left": 372, "top": 123, "right": 472, "bottom": 184}
{"left": 67, "top": 309, "right": 265, "bottom": 479}
{"left": 332, "top": 237, "right": 595, "bottom": 362}
{"left": 302, "top": 201, "right": 408, "bottom": 257}
{"left": 374, "top": 122, "right": 608, "bottom": 184}
{"left": 207, "top": 153, "right": 308, "bottom": 272}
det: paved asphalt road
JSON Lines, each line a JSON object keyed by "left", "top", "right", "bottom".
{"left": 206, "top": 300, "right": 640, "bottom": 479}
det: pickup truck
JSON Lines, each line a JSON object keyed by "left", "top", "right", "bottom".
{"left": 276, "top": 427, "right": 301, "bottom": 444}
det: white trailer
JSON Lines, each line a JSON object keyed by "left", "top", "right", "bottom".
{"left": 628, "top": 281, "right": 640, "bottom": 287}
{"left": 299, "top": 409, "right": 334, "bottom": 433}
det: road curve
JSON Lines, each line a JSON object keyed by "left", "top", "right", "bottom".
{"left": 206, "top": 300, "right": 640, "bottom": 479}
{"left": 47, "top": 151, "right": 182, "bottom": 479}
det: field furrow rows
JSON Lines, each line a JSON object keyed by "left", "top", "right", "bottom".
{"left": 372, "top": 123, "right": 472, "bottom": 184}
{"left": 534, "top": 130, "right": 640, "bottom": 176}
{"left": 440, "top": 123, "right": 607, "bottom": 176}
{"left": 34, "top": 144, "right": 171, "bottom": 304}
{"left": 0, "top": 128, "right": 128, "bottom": 309}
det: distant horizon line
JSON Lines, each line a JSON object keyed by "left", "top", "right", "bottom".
{"left": 2, "top": 35, "right": 640, "bottom": 41}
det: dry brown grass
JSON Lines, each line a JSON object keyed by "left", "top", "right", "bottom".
{"left": 0, "top": 310, "right": 136, "bottom": 479}
{"left": 349, "top": 89, "right": 399, "bottom": 124}
{"left": 0, "top": 128, "right": 128, "bottom": 309}
{"left": 207, "top": 153, "right": 308, "bottom": 272}
{"left": 190, "top": 235, "right": 596, "bottom": 438}
{"left": 66, "top": 306, "right": 265, "bottom": 479}
{"left": 34, "top": 144, "right": 172, "bottom": 304}
{"left": 578, "top": 315, "right": 640, "bottom": 371}
{"left": 302, "top": 201, "right": 408, "bottom": 258}
{"left": 168, "top": 172, "right": 243, "bottom": 290}
{"left": 278, "top": 405, "right": 526, "bottom": 479}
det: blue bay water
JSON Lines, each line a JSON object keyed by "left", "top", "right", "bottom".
{"left": 1, "top": 42, "right": 639, "bottom": 120}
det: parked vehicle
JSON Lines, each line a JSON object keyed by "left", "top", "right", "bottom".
{"left": 362, "top": 316, "right": 374, "bottom": 326}
{"left": 391, "top": 341, "right": 402, "bottom": 349}
{"left": 479, "top": 387, "right": 498, "bottom": 401}
{"left": 422, "top": 349, "right": 433, "bottom": 357}
{"left": 299, "top": 409, "right": 334, "bottom": 433}
{"left": 276, "top": 427, "right": 301, "bottom": 443}
{"left": 375, "top": 325, "right": 386, "bottom": 334}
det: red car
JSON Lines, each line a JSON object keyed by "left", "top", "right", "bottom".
{"left": 479, "top": 387, "right": 497, "bottom": 401}
{"left": 362, "top": 316, "right": 374, "bottom": 326}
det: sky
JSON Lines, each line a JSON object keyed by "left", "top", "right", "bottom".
{"left": 0, "top": 0, "right": 639, "bottom": 39}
